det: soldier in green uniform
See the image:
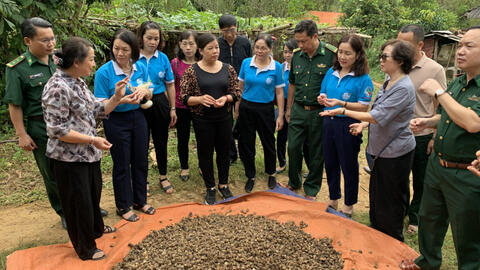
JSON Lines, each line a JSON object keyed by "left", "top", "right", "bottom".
{"left": 4, "top": 17, "right": 64, "bottom": 227}
{"left": 401, "top": 25, "right": 480, "bottom": 270}
{"left": 285, "top": 20, "right": 336, "bottom": 199}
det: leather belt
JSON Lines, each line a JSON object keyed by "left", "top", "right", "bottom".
{"left": 438, "top": 157, "right": 470, "bottom": 170}
{"left": 302, "top": 104, "right": 321, "bottom": 111}
{"left": 28, "top": 115, "right": 44, "bottom": 121}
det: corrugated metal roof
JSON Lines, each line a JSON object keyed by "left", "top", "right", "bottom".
{"left": 424, "top": 31, "right": 461, "bottom": 42}
{"left": 464, "top": 6, "right": 480, "bottom": 19}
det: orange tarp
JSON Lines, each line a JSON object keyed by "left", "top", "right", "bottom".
{"left": 6, "top": 192, "right": 418, "bottom": 269}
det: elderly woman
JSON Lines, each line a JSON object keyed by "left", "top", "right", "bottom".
{"left": 317, "top": 34, "right": 373, "bottom": 217}
{"left": 320, "top": 39, "right": 416, "bottom": 241}
{"left": 94, "top": 29, "right": 155, "bottom": 222}
{"left": 42, "top": 37, "right": 137, "bottom": 260}
{"left": 180, "top": 33, "right": 241, "bottom": 205}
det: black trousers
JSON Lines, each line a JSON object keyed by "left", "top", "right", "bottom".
{"left": 238, "top": 100, "right": 276, "bottom": 178}
{"left": 176, "top": 107, "right": 192, "bottom": 170}
{"left": 275, "top": 107, "right": 288, "bottom": 168}
{"left": 193, "top": 116, "right": 232, "bottom": 189}
{"left": 51, "top": 159, "right": 104, "bottom": 260}
{"left": 103, "top": 110, "right": 148, "bottom": 210}
{"left": 369, "top": 150, "right": 414, "bottom": 242}
{"left": 144, "top": 93, "right": 170, "bottom": 175}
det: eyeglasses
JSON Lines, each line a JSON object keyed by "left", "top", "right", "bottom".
{"left": 254, "top": 46, "right": 270, "bottom": 52}
{"left": 221, "top": 27, "right": 236, "bottom": 33}
{"left": 379, "top": 53, "right": 391, "bottom": 61}
{"left": 36, "top": 36, "right": 56, "bottom": 45}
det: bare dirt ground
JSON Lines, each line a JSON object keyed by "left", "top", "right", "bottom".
{"left": 0, "top": 164, "right": 372, "bottom": 255}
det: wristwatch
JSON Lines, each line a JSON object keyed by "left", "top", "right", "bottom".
{"left": 434, "top": 89, "right": 445, "bottom": 99}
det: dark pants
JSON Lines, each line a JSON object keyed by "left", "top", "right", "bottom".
{"left": 230, "top": 118, "right": 239, "bottom": 162}
{"left": 369, "top": 150, "right": 414, "bottom": 242}
{"left": 176, "top": 107, "right": 192, "bottom": 170}
{"left": 275, "top": 106, "right": 288, "bottom": 168}
{"left": 193, "top": 116, "right": 232, "bottom": 188}
{"left": 27, "top": 119, "right": 63, "bottom": 216}
{"left": 323, "top": 116, "right": 362, "bottom": 206}
{"left": 238, "top": 100, "right": 276, "bottom": 179}
{"left": 103, "top": 110, "right": 148, "bottom": 210}
{"left": 408, "top": 134, "right": 433, "bottom": 226}
{"left": 144, "top": 93, "right": 170, "bottom": 175}
{"left": 51, "top": 159, "right": 104, "bottom": 260}
{"left": 415, "top": 153, "right": 480, "bottom": 270}
{"left": 288, "top": 102, "right": 324, "bottom": 197}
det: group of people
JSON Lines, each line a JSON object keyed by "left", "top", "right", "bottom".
{"left": 4, "top": 14, "right": 480, "bottom": 269}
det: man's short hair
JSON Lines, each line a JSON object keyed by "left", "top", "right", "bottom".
{"left": 294, "top": 20, "right": 318, "bottom": 38}
{"left": 400, "top": 24, "right": 425, "bottom": 43}
{"left": 467, "top": 25, "right": 480, "bottom": 31}
{"left": 21, "top": 17, "right": 53, "bottom": 38}
{"left": 219, "top": 14, "right": 237, "bottom": 29}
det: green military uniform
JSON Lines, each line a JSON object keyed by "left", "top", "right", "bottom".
{"left": 287, "top": 41, "right": 336, "bottom": 197}
{"left": 4, "top": 50, "right": 62, "bottom": 216}
{"left": 415, "top": 74, "right": 480, "bottom": 270}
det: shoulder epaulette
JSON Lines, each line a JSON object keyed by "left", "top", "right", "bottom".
{"left": 293, "top": 48, "right": 301, "bottom": 53}
{"left": 325, "top": 43, "right": 337, "bottom": 53}
{"left": 6, "top": 55, "right": 25, "bottom": 68}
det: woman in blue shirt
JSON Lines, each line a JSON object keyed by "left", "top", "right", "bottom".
{"left": 317, "top": 34, "right": 373, "bottom": 217}
{"left": 238, "top": 33, "right": 285, "bottom": 193}
{"left": 94, "top": 29, "right": 155, "bottom": 222}
{"left": 137, "top": 21, "right": 176, "bottom": 195}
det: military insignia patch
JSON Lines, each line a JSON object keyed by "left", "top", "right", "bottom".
{"left": 29, "top": 73, "right": 44, "bottom": 79}
{"left": 6, "top": 55, "right": 25, "bottom": 68}
{"left": 317, "top": 64, "right": 326, "bottom": 68}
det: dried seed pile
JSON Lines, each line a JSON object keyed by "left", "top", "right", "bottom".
{"left": 114, "top": 213, "right": 344, "bottom": 270}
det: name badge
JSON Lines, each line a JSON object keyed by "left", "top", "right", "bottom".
{"left": 317, "top": 64, "right": 326, "bottom": 68}
{"left": 29, "top": 73, "right": 44, "bottom": 79}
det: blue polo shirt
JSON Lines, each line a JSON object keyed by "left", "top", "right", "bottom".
{"left": 94, "top": 60, "right": 149, "bottom": 112}
{"left": 320, "top": 67, "right": 373, "bottom": 116}
{"left": 282, "top": 62, "right": 290, "bottom": 100}
{"left": 239, "top": 56, "right": 285, "bottom": 103}
{"left": 137, "top": 50, "right": 174, "bottom": 95}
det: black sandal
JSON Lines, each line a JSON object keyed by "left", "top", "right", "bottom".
{"left": 133, "top": 204, "right": 156, "bottom": 215}
{"left": 104, "top": 225, "right": 117, "bottom": 234}
{"left": 160, "top": 177, "right": 175, "bottom": 193}
{"left": 116, "top": 208, "right": 139, "bottom": 222}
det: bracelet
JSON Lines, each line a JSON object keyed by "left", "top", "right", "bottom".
{"left": 170, "top": 107, "right": 176, "bottom": 111}
{"left": 89, "top": 135, "right": 95, "bottom": 145}
{"left": 342, "top": 108, "right": 346, "bottom": 115}
{"left": 344, "top": 101, "right": 347, "bottom": 108}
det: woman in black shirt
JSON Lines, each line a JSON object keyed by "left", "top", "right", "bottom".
{"left": 180, "top": 33, "right": 242, "bottom": 205}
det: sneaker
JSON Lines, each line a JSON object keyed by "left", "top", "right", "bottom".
{"left": 204, "top": 188, "right": 216, "bottom": 205}
{"left": 245, "top": 178, "right": 255, "bottom": 193}
{"left": 218, "top": 185, "right": 233, "bottom": 199}
{"left": 268, "top": 175, "right": 277, "bottom": 189}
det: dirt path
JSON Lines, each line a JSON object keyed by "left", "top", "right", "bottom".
{"left": 0, "top": 166, "right": 372, "bottom": 254}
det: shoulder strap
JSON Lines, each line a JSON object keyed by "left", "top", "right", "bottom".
{"left": 325, "top": 43, "right": 337, "bottom": 54}
{"left": 6, "top": 55, "right": 26, "bottom": 68}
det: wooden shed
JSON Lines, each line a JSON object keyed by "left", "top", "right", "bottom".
{"left": 423, "top": 31, "right": 461, "bottom": 81}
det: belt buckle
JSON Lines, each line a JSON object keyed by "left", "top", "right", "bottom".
{"left": 304, "top": 105, "right": 311, "bottom": 111}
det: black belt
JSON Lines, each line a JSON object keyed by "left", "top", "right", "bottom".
{"left": 28, "top": 115, "right": 44, "bottom": 121}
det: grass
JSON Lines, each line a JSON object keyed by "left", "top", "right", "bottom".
{"left": 0, "top": 124, "right": 459, "bottom": 269}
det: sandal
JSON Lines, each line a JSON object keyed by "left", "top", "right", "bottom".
{"left": 275, "top": 165, "right": 286, "bottom": 174}
{"left": 180, "top": 169, "right": 190, "bottom": 182}
{"left": 133, "top": 204, "right": 156, "bottom": 215}
{"left": 90, "top": 248, "right": 106, "bottom": 261}
{"left": 339, "top": 210, "right": 353, "bottom": 218}
{"left": 116, "top": 208, "right": 139, "bottom": 222}
{"left": 406, "top": 224, "right": 418, "bottom": 235}
{"left": 146, "top": 181, "right": 151, "bottom": 197}
{"left": 160, "top": 177, "right": 175, "bottom": 194}
{"left": 104, "top": 225, "right": 117, "bottom": 234}
{"left": 399, "top": 260, "right": 421, "bottom": 270}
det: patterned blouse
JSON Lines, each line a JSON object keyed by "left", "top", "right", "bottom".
{"left": 180, "top": 63, "right": 242, "bottom": 116}
{"left": 42, "top": 69, "right": 106, "bottom": 163}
